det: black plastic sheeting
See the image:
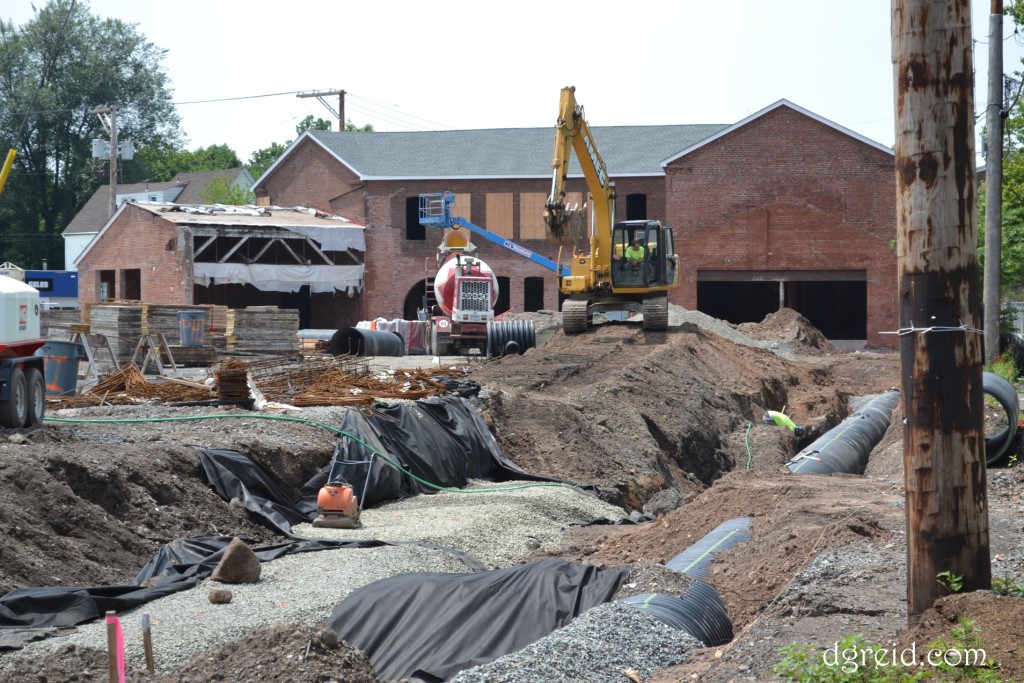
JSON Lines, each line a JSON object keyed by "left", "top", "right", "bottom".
{"left": 0, "top": 396, "right": 562, "bottom": 649}
{"left": 328, "top": 327, "right": 405, "bottom": 356}
{"left": 982, "top": 371, "right": 1020, "bottom": 465}
{"left": 326, "top": 559, "right": 630, "bottom": 683}
{"left": 786, "top": 389, "right": 900, "bottom": 475}
{"left": 665, "top": 517, "right": 753, "bottom": 580}
{"left": 299, "top": 397, "right": 562, "bottom": 512}
{"left": 621, "top": 582, "right": 733, "bottom": 647}
{"left": 0, "top": 535, "right": 386, "bottom": 650}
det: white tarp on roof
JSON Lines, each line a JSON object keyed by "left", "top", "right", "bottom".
{"left": 193, "top": 263, "right": 364, "bottom": 294}
{"left": 281, "top": 225, "right": 365, "bottom": 252}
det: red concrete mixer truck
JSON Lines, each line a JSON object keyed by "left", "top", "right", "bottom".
{"left": 429, "top": 251, "right": 536, "bottom": 357}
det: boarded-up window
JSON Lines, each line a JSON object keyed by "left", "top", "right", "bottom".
{"left": 453, "top": 193, "right": 471, "bottom": 223}
{"left": 520, "top": 192, "right": 584, "bottom": 240}
{"left": 485, "top": 193, "right": 513, "bottom": 239}
{"left": 520, "top": 193, "right": 547, "bottom": 240}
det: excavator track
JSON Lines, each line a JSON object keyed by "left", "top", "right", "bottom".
{"left": 642, "top": 296, "right": 669, "bottom": 331}
{"left": 561, "top": 300, "right": 589, "bottom": 334}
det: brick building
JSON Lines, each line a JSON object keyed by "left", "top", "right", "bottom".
{"left": 253, "top": 99, "right": 897, "bottom": 349}
{"left": 74, "top": 203, "right": 365, "bottom": 329}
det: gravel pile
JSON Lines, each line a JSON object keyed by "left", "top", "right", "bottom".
{"left": 450, "top": 601, "right": 702, "bottom": 683}
{"left": 0, "top": 481, "right": 650, "bottom": 678}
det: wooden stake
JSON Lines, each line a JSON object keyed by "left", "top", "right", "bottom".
{"left": 106, "top": 610, "right": 118, "bottom": 683}
{"left": 893, "top": 0, "right": 990, "bottom": 623}
{"left": 142, "top": 613, "right": 155, "bottom": 674}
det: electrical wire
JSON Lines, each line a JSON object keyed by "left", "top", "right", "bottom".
{"left": 42, "top": 412, "right": 576, "bottom": 496}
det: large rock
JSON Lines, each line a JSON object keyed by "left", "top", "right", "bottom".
{"left": 210, "top": 537, "right": 261, "bottom": 584}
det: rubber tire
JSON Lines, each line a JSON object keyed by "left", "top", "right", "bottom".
{"left": 24, "top": 367, "right": 45, "bottom": 427}
{"left": 0, "top": 367, "right": 27, "bottom": 429}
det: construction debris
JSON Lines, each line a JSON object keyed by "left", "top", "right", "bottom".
{"left": 49, "top": 363, "right": 214, "bottom": 408}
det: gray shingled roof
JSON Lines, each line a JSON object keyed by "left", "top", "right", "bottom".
{"left": 306, "top": 125, "right": 730, "bottom": 179}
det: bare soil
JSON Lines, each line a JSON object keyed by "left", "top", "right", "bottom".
{"left": 2, "top": 307, "right": 1023, "bottom": 682}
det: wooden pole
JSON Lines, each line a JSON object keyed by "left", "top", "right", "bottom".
{"left": 984, "top": 0, "right": 1004, "bottom": 362}
{"left": 893, "top": 0, "right": 990, "bottom": 623}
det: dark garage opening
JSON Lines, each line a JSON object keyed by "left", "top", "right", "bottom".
{"left": 697, "top": 275, "right": 867, "bottom": 341}
{"left": 786, "top": 280, "right": 866, "bottom": 339}
{"left": 698, "top": 281, "right": 779, "bottom": 326}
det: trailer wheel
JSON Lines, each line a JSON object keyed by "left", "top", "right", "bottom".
{"left": 24, "top": 367, "right": 45, "bottom": 427}
{"left": 0, "top": 367, "right": 27, "bottom": 429}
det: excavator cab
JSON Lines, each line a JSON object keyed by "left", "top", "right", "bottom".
{"left": 611, "top": 221, "right": 677, "bottom": 289}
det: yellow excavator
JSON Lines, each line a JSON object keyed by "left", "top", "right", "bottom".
{"left": 544, "top": 86, "right": 680, "bottom": 333}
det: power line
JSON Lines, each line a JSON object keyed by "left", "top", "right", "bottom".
{"left": 173, "top": 89, "right": 304, "bottom": 106}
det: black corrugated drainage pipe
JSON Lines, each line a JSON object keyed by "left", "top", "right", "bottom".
{"left": 620, "top": 517, "right": 751, "bottom": 647}
{"left": 785, "top": 389, "right": 900, "bottom": 475}
{"left": 665, "top": 517, "right": 753, "bottom": 579}
{"left": 487, "top": 320, "right": 537, "bottom": 357}
{"left": 982, "top": 371, "right": 1020, "bottom": 466}
{"left": 621, "top": 583, "right": 733, "bottom": 647}
{"left": 328, "top": 328, "right": 405, "bottom": 357}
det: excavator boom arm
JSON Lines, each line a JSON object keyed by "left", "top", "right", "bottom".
{"left": 545, "top": 87, "right": 614, "bottom": 255}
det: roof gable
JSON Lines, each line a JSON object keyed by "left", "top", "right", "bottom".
{"left": 662, "top": 99, "right": 894, "bottom": 165}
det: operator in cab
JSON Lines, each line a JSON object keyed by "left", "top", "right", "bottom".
{"left": 625, "top": 238, "right": 645, "bottom": 270}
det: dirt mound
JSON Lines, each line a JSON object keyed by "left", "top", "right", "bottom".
{"left": 896, "top": 592, "right": 1024, "bottom": 682}
{"left": 0, "top": 623, "right": 387, "bottom": 683}
{"left": 737, "top": 307, "right": 838, "bottom": 354}
{"left": 471, "top": 320, "right": 890, "bottom": 512}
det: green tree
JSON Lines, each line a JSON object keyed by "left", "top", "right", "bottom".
{"left": 346, "top": 119, "right": 374, "bottom": 133}
{"left": 247, "top": 141, "right": 288, "bottom": 180}
{"left": 296, "top": 115, "right": 332, "bottom": 134}
{"left": 126, "top": 142, "right": 243, "bottom": 184}
{"left": 0, "top": 0, "right": 182, "bottom": 269}
{"left": 199, "top": 175, "right": 254, "bottom": 205}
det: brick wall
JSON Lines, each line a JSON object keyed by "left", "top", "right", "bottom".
{"left": 76, "top": 204, "right": 189, "bottom": 306}
{"left": 666, "top": 107, "right": 898, "bottom": 348}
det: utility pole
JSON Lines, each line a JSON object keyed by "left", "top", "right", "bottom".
{"left": 893, "top": 0, "right": 990, "bottom": 624}
{"left": 89, "top": 105, "right": 118, "bottom": 217}
{"left": 984, "top": 0, "right": 1004, "bottom": 363}
{"left": 296, "top": 89, "right": 346, "bottom": 130}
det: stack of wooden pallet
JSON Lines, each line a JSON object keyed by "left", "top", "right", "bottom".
{"left": 86, "top": 305, "right": 146, "bottom": 365}
{"left": 226, "top": 307, "right": 300, "bottom": 355}
{"left": 39, "top": 309, "right": 81, "bottom": 338}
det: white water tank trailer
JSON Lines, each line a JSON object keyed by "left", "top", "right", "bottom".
{"left": 0, "top": 275, "right": 46, "bottom": 428}
{"left": 0, "top": 275, "right": 42, "bottom": 350}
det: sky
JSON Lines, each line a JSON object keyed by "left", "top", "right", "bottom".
{"left": 6, "top": 0, "right": 1024, "bottom": 164}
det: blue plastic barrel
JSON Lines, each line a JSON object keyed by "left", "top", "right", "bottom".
{"left": 34, "top": 341, "right": 85, "bottom": 396}
{"left": 177, "top": 311, "right": 208, "bottom": 347}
